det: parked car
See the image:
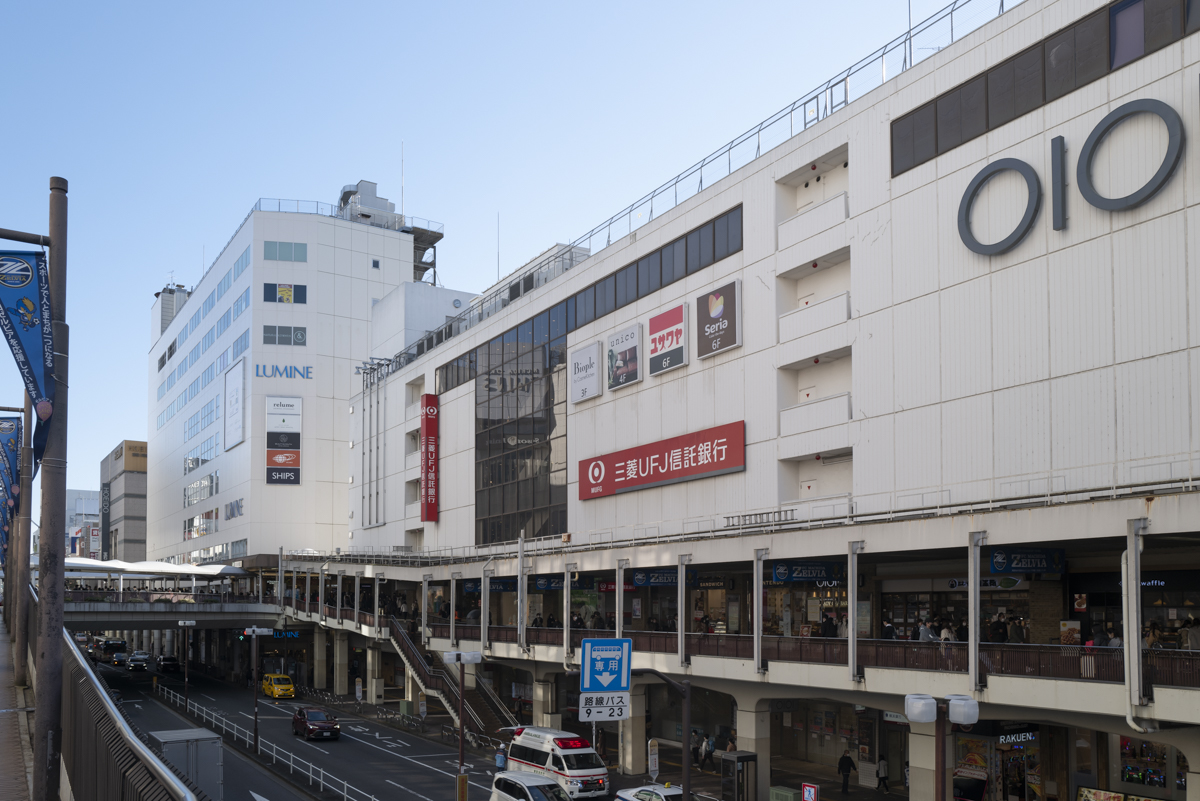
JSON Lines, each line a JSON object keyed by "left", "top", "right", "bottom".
{"left": 157, "top": 655, "right": 180, "bottom": 673}
{"left": 291, "top": 707, "right": 340, "bottom": 740}
{"left": 262, "top": 673, "right": 295, "bottom": 699}
{"left": 111, "top": 652, "right": 128, "bottom": 667}
{"left": 127, "top": 655, "right": 149, "bottom": 672}
{"left": 490, "top": 771, "right": 571, "bottom": 801}
{"left": 616, "top": 784, "right": 695, "bottom": 801}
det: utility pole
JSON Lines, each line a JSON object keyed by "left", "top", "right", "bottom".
{"left": 33, "top": 177, "right": 68, "bottom": 801}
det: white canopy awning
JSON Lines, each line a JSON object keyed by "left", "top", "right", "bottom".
{"left": 31, "top": 555, "right": 249, "bottom": 578}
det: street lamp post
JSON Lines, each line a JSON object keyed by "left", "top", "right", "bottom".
{"left": 444, "top": 650, "right": 482, "bottom": 800}
{"left": 179, "top": 620, "right": 196, "bottom": 711}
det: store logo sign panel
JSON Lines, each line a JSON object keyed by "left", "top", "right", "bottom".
{"left": 696, "top": 280, "right": 741, "bottom": 359}
{"left": 420, "top": 394, "right": 439, "bottom": 522}
{"left": 648, "top": 304, "right": 687, "bottom": 377}
{"left": 579, "top": 421, "right": 745, "bottom": 500}
{"left": 606, "top": 324, "right": 641, "bottom": 390}
{"left": 570, "top": 341, "right": 603, "bottom": 403}
{"left": 265, "top": 396, "right": 301, "bottom": 485}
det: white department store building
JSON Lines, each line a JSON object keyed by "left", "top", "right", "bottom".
{"left": 317, "top": 1, "right": 1200, "bottom": 799}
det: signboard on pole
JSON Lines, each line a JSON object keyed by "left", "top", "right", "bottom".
{"left": 420, "top": 394, "right": 439, "bottom": 522}
{"left": 802, "top": 783, "right": 820, "bottom": 801}
{"left": 355, "top": 678, "right": 363, "bottom": 702}
{"left": 648, "top": 739, "right": 660, "bottom": 781}
{"left": 418, "top": 692, "right": 427, "bottom": 719}
{"left": 580, "top": 638, "right": 631, "bottom": 720}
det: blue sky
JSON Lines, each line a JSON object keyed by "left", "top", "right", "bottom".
{"left": 0, "top": 0, "right": 972, "bottom": 512}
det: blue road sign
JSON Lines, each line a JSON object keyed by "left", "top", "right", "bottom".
{"left": 580, "top": 638, "right": 631, "bottom": 693}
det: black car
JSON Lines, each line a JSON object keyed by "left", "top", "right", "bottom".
{"left": 157, "top": 655, "right": 180, "bottom": 673}
{"left": 127, "top": 655, "right": 149, "bottom": 672}
{"left": 291, "top": 708, "right": 340, "bottom": 740}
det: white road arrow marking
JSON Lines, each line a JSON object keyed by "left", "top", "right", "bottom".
{"left": 250, "top": 792, "right": 271, "bottom": 801}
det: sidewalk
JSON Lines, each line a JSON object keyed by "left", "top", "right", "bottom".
{"left": 611, "top": 742, "right": 904, "bottom": 799}
{"left": 0, "top": 616, "right": 32, "bottom": 801}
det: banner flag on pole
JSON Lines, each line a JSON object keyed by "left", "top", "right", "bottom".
{"left": 0, "top": 252, "right": 54, "bottom": 470}
{"left": 0, "top": 417, "right": 20, "bottom": 518}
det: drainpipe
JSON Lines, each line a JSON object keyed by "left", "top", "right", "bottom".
{"left": 754, "top": 549, "right": 768, "bottom": 673}
{"left": 563, "top": 562, "right": 577, "bottom": 670}
{"left": 451, "top": 572, "right": 461, "bottom": 646}
{"left": 517, "top": 533, "right": 528, "bottom": 652}
{"left": 848, "top": 541, "right": 864, "bottom": 683}
{"left": 1123, "top": 518, "right": 1151, "bottom": 732}
{"left": 615, "top": 559, "right": 629, "bottom": 638}
{"left": 968, "top": 531, "right": 987, "bottom": 691}
{"left": 480, "top": 556, "right": 494, "bottom": 652}
{"left": 678, "top": 554, "right": 691, "bottom": 667}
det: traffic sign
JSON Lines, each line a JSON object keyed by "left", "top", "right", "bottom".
{"left": 178, "top": 620, "right": 196, "bottom": 627}
{"left": 802, "top": 783, "right": 820, "bottom": 801}
{"left": 418, "top": 692, "right": 427, "bottom": 719}
{"left": 648, "top": 739, "right": 659, "bottom": 781}
{"left": 243, "top": 627, "right": 273, "bottom": 636}
{"left": 355, "top": 678, "right": 363, "bottom": 702}
{"left": 578, "top": 692, "right": 629, "bottom": 720}
{"left": 580, "top": 638, "right": 631, "bottom": 693}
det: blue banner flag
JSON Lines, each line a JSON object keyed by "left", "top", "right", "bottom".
{"left": 0, "top": 417, "right": 20, "bottom": 518}
{"left": 0, "top": 252, "right": 54, "bottom": 469}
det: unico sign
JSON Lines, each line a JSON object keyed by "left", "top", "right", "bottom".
{"left": 419, "top": 394, "right": 439, "bottom": 522}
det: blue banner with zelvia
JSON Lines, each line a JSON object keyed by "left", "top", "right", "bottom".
{"left": 0, "top": 252, "right": 54, "bottom": 472}
{"left": 462, "top": 578, "right": 519, "bottom": 593}
{"left": 532, "top": 575, "right": 596, "bottom": 591}
{"left": 628, "top": 569, "right": 697, "bottom": 587}
{"left": 989, "top": 546, "right": 1065, "bottom": 574}
{"left": 0, "top": 417, "right": 21, "bottom": 562}
{"left": 769, "top": 561, "right": 847, "bottom": 583}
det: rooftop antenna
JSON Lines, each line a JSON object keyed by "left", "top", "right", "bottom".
{"left": 497, "top": 212, "right": 500, "bottom": 283}
{"left": 401, "top": 141, "right": 405, "bottom": 218}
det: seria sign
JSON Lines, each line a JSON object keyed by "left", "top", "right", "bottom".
{"left": 958, "top": 98, "right": 1184, "bottom": 256}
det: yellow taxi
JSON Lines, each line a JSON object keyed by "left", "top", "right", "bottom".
{"left": 262, "top": 673, "right": 295, "bottom": 699}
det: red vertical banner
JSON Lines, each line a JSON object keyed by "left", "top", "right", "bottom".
{"left": 420, "top": 394, "right": 439, "bottom": 522}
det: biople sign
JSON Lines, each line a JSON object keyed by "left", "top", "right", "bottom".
{"left": 957, "top": 98, "right": 1184, "bottom": 256}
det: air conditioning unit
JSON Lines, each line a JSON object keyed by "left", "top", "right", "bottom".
{"left": 561, "top": 533, "right": 571, "bottom": 543}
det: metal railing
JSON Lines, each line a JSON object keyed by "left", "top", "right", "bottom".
{"left": 254, "top": 198, "right": 443, "bottom": 234}
{"left": 295, "top": 687, "right": 429, "bottom": 732}
{"left": 156, "top": 684, "right": 379, "bottom": 801}
{"left": 31, "top": 584, "right": 202, "bottom": 801}
{"left": 1144, "top": 648, "right": 1200, "bottom": 689}
{"left": 64, "top": 589, "right": 261, "bottom": 605}
{"left": 979, "top": 643, "right": 1125, "bottom": 684}
{"left": 476, "top": 677, "right": 520, "bottom": 729}
{"left": 385, "top": 617, "right": 490, "bottom": 735}
{"left": 359, "top": 0, "right": 1028, "bottom": 377}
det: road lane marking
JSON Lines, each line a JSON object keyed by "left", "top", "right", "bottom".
{"left": 201, "top": 694, "right": 217, "bottom": 701}
{"left": 385, "top": 779, "right": 434, "bottom": 801}
{"left": 297, "top": 739, "right": 329, "bottom": 755}
{"left": 341, "top": 734, "right": 491, "bottom": 790}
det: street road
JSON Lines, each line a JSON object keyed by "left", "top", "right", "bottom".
{"left": 95, "top": 661, "right": 496, "bottom": 801}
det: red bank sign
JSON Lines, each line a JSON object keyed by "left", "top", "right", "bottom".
{"left": 579, "top": 421, "right": 745, "bottom": 500}
{"left": 420, "top": 394, "right": 439, "bottom": 522}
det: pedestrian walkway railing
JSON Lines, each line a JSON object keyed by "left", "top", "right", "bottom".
{"left": 295, "top": 687, "right": 428, "bottom": 732}
{"left": 385, "top": 616, "right": 491, "bottom": 735}
{"left": 155, "top": 684, "right": 379, "bottom": 801}
{"left": 476, "top": 676, "right": 520, "bottom": 728}
{"left": 28, "top": 584, "right": 204, "bottom": 801}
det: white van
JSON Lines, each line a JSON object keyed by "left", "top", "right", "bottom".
{"left": 504, "top": 727, "right": 611, "bottom": 798}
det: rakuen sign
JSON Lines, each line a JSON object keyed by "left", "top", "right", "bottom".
{"left": 579, "top": 421, "right": 745, "bottom": 499}
{"left": 419, "top": 393, "right": 439, "bottom": 522}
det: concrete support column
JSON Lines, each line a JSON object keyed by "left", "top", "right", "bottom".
{"left": 907, "top": 721, "right": 939, "bottom": 801}
{"left": 365, "top": 645, "right": 383, "bottom": 704}
{"left": 734, "top": 704, "right": 772, "bottom": 801}
{"left": 463, "top": 661, "right": 478, "bottom": 690}
{"left": 532, "top": 679, "right": 558, "bottom": 728}
{"left": 618, "top": 683, "right": 647, "bottom": 776}
{"left": 164, "top": 630, "right": 175, "bottom": 660}
{"left": 142, "top": 630, "right": 151, "bottom": 655}
{"left": 152, "top": 630, "right": 162, "bottom": 658}
{"left": 404, "top": 666, "right": 419, "bottom": 704}
{"left": 313, "top": 627, "right": 327, "bottom": 690}
{"left": 333, "top": 631, "right": 349, "bottom": 696}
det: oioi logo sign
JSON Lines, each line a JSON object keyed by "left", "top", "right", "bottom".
{"left": 958, "top": 98, "right": 1184, "bottom": 256}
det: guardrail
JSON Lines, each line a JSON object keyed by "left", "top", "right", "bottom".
{"left": 295, "top": 687, "right": 428, "bottom": 732}
{"left": 156, "top": 684, "right": 378, "bottom": 801}
{"left": 64, "top": 590, "right": 261, "bottom": 605}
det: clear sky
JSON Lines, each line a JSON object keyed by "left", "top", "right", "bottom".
{"left": 0, "top": 0, "right": 983, "bottom": 520}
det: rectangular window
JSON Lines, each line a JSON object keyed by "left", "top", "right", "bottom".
{"left": 216, "top": 307, "right": 232, "bottom": 338}
{"left": 372, "top": 259, "right": 380, "bottom": 269}
{"left": 188, "top": 377, "right": 200, "bottom": 401}
{"left": 263, "top": 325, "right": 276, "bottom": 345}
{"left": 294, "top": 284, "right": 306, "bottom": 304}
{"left": 216, "top": 269, "right": 233, "bottom": 301}
{"left": 202, "top": 291, "right": 216, "bottom": 318}
{"left": 233, "top": 286, "right": 251, "bottom": 320}
{"left": 576, "top": 286, "right": 594, "bottom": 328}
{"left": 277, "top": 242, "right": 294, "bottom": 261}
{"left": 232, "top": 329, "right": 250, "bottom": 359}
{"left": 167, "top": 341, "right": 176, "bottom": 359}
{"left": 276, "top": 325, "right": 292, "bottom": 345}
{"left": 615, "top": 264, "right": 637, "bottom": 309}
{"left": 233, "top": 245, "right": 251, "bottom": 280}
{"left": 179, "top": 324, "right": 190, "bottom": 347}
{"left": 202, "top": 327, "right": 215, "bottom": 353}
{"left": 263, "top": 283, "right": 276, "bottom": 303}
{"left": 157, "top": 382, "right": 166, "bottom": 401}
{"left": 595, "top": 274, "right": 615, "bottom": 318}
{"left": 637, "top": 252, "right": 661, "bottom": 297}
{"left": 1111, "top": 0, "right": 1146, "bottom": 68}
{"left": 189, "top": 309, "right": 201, "bottom": 332}
{"left": 264, "top": 241, "right": 277, "bottom": 260}
{"left": 158, "top": 353, "right": 167, "bottom": 372}
{"left": 166, "top": 371, "right": 176, "bottom": 391}
{"left": 189, "top": 343, "right": 200, "bottom": 367}
{"left": 263, "top": 241, "right": 307, "bottom": 262}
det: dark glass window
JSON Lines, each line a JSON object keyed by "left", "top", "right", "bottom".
{"left": 502, "top": 328, "right": 518, "bottom": 363}
{"left": 517, "top": 320, "right": 534, "bottom": 356}
{"left": 727, "top": 207, "right": 743, "bottom": 253}
{"left": 714, "top": 214, "right": 730, "bottom": 261}
{"left": 263, "top": 283, "right": 277, "bottom": 302}
{"left": 294, "top": 285, "right": 307, "bottom": 304}
{"left": 637, "top": 252, "right": 661, "bottom": 297}
{"left": 576, "top": 286, "right": 594, "bottom": 327}
{"left": 698, "top": 222, "right": 714, "bottom": 268}
{"left": 533, "top": 311, "right": 550, "bottom": 346}
{"left": 686, "top": 229, "right": 702, "bottom": 274}
{"left": 263, "top": 326, "right": 276, "bottom": 345}
{"left": 615, "top": 264, "right": 637, "bottom": 308}
{"left": 564, "top": 296, "right": 576, "bottom": 333}
{"left": 1111, "top": 0, "right": 1145, "bottom": 67}
{"left": 549, "top": 302, "right": 567, "bottom": 340}
{"left": 595, "top": 275, "right": 615, "bottom": 318}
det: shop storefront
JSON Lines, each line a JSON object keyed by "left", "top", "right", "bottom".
{"left": 761, "top": 560, "right": 863, "bottom": 637}
{"left": 1069, "top": 571, "right": 1200, "bottom": 647}
{"left": 881, "top": 578, "right": 1033, "bottom": 640}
